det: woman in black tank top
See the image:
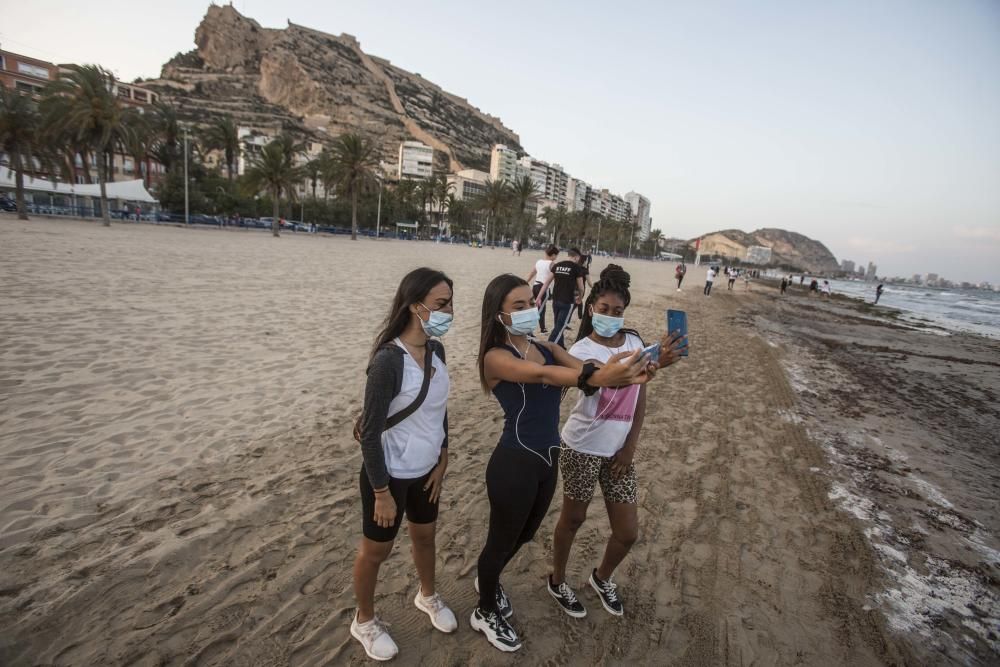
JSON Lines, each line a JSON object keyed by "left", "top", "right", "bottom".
{"left": 467, "top": 273, "right": 654, "bottom": 653}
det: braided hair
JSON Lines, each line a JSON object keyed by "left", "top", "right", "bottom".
{"left": 578, "top": 264, "right": 638, "bottom": 340}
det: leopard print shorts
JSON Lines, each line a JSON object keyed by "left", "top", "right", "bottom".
{"left": 559, "top": 442, "right": 638, "bottom": 504}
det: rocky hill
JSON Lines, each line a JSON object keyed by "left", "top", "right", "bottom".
{"left": 142, "top": 5, "right": 522, "bottom": 172}
{"left": 693, "top": 228, "right": 839, "bottom": 272}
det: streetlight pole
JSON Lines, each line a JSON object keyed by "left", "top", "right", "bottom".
{"left": 596, "top": 215, "right": 603, "bottom": 254}
{"left": 375, "top": 175, "right": 383, "bottom": 239}
{"left": 183, "top": 127, "right": 189, "bottom": 225}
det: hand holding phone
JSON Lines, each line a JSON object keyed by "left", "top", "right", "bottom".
{"left": 641, "top": 342, "right": 661, "bottom": 364}
{"left": 666, "top": 309, "right": 689, "bottom": 359}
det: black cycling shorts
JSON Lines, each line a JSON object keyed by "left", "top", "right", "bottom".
{"left": 360, "top": 465, "right": 439, "bottom": 542}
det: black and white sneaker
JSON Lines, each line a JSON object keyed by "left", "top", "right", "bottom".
{"left": 547, "top": 576, "right": 587, "bottom": 618}
{"left": 470, "top": 607, "right": 521, "bottom": 652}
{"left": 589, "top": 569, "right": 624, "bottom": 616}
{"left": 474, "top": 576, "right": 513, "bottom": 619}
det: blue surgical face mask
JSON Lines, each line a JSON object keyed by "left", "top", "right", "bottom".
{"left": 591, "top": 311, "right": 624, "bottom": 337}
{"left": 501, "top": 307, "right": 539, "bottom": 336}
{"left": 419, "top": 303, "right": 453, "bottom": 337}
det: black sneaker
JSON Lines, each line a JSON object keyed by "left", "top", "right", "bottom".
{"left": 547, "top": 576, "right": 586, "bottom": 618}
{"left": 474, "top": 576, "right": 513, "bottom": 619}
{"left": 589, "top": 569, "right": 624, "bottom": 616}
{"left": 470, "top": 607, "right": 521, "bottom": 652}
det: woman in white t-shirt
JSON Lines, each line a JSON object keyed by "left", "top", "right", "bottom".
{"left": 526, "top": 244, "right": 558, "bottom": 333}
{"left": 547, "top": 265, "right": 686, "bottom": 619}
{"left": 351, "top": 268, "right": 458, "bottom": 661}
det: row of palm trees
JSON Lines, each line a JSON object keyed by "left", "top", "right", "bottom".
{"left": 0, "top": 64, "right": 381, "bottom": 238}
{"left": 2, "top": 65, "right": 655, "bottom": 251}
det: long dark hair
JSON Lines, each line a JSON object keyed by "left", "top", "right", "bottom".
{"left": 478, "top": 273, "right": 528, "bottom": 391}
{"left": 578, "top": 264, "right": 634, "bottom": 340}
{"left": 371, "top": 267, "right": 453, "bottom": 360}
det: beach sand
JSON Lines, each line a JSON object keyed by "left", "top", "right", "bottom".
{"left": 1, "top": 217, "right": 994, "bottom": 665}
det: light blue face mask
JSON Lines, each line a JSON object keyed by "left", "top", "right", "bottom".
{"left": 502, "top": 307, "right": 539, "bottom": 336}
{"left": 419, "top": 303, "right": 453, "bottom": 337}
{"left": 591, "top": 311, "right": 624, "bottom": 337}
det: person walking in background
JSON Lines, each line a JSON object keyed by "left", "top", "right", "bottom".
{"left": 822, "top": 280, "right": 832, "bottom": 298}
{"left": 536, "top": 248, "right": 586, "bottom": 347}
{"left": 548, "top": 266, "right": 685, "bottom": 621}
{"left": 780, "top": 277, "right": 788, "bottom": 295}
{"left": 675, "top": 262, "right": 687, "bottom": 291}
{"left": 875, "top": 283, "right": 885, "bottom": 304}
{"left": 744, "top": 270, "right": 752, "bottom": 291}
{"left": 470, "top": 273, "right": 653, "bottom": 652}
{"left": 704, "top": 266, "right": 716, "bottom": 296}
{"left": 809, "top": 278, "right": 819, "bottom": 296}
{"left": 727, "top": 268, "right": 737, "bottom": 291}
{"left": 351, "top": 268, "right": 458, "bottom": 661}
{"left": 526, "top": 245, "right": 558, "bottom": 334}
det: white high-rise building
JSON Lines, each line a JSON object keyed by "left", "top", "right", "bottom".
{"left": 398, "top": 141, "right": 434, "bottom": 180}
{"left": 490, "top": 144, "right": 528, "bottom": 184}
{"left": 625, "top": 192, "right": 651, "bottom": 240}
{"left": 591, "top": 189, "right": 630, "bottom": 223}
{"left": 567, "top": 178, "right": 590, "bottom": 212}
{"left": 518, "top": 156, "right": 548, "bottom": 194}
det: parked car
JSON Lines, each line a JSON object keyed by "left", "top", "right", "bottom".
{"left": 0, "top": 194, "right": 17, "bottom": 212}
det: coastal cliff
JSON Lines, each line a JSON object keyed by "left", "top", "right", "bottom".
{"left": 694, "top": 228, "right": 839, "bottom": 272}
{"left": 142, "top": 5, "right": 523, "bottom": 171}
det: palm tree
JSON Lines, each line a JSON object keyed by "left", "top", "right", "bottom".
{"left": 242, "top": 139, "right": 301, "bottom": 237}
{"left": 475, "top": 178, "right": 510, "bottom": 246}
{"left": 304, "top": 157, "right": 322, "bottom": 200}
{"left": 644, "top": 229, "right": 664, "bottom": 257}
{"left": 315, "top": 149, "right": 337, "bottom": 204}
{"left": 511, "top": 175, "right": 540, "bottom": 244}
{"left": 540, "top": 204, "right": 570, "bottom": 246}
{"left": 121, "top": 110, "right": 154, "bottom": 188}
{"left": 328, "top": 133, "right": 379, "bottom": 240}
{"left": 0, "top": 86, "right": 47, "bottom": 220}
{"left": 149, "top": 102, "right": 181, "bottom": 174}
{"left": 201, "top": 115, "right": 239, "bottom": 181}
{"left": 41, "top": 64, "right": 127, "bottom": 226}
{"left": 430, "top": 173, "right": 453, "bottom": 237}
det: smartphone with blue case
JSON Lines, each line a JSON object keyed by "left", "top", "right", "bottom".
{"left": 666, "top": 309, "right": 689, "bottom": 357}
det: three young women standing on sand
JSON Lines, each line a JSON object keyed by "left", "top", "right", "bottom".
{"left": 351, "top": 268, "right": 458, "bottom": 661}
{"left": 352, "top": 265, "right": 686, "bottom": 659}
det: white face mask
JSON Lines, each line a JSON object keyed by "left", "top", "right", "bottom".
{"left": 590, "top": 311, "right": 624, "bottom": 337}
{"left": 418, "top": 302, "right": 453, "bottom": 337}
{"left": 500, "top": 307, "right": 539, "bottom": 335}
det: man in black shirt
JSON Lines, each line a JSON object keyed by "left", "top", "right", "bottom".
{"left": 536, "top": 247, "right": 585, "bottom": 347}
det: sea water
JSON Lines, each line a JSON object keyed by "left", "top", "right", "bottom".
{"left": 826, "top": 280, "right": 1000, "bottom": 338}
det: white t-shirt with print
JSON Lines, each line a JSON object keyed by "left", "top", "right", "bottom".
{"left": 382, "top": 339, "right": 449, "bottom": 479}
{"left": 561, "top": 333, "right": 643, "bottom": 458}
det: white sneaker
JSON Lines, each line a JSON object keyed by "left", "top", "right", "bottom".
{"left": 414, "top": 591, "right": 458, "bottom": 633}
{"left": 470, "top": 607, "right": 521, "bottom": 652}
{"left": 350, "top": 612, "right": 398, "bottom": 661}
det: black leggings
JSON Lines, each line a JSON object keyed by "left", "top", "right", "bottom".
{"left": 476, "top": 445, "right": 559, "bottom": 612}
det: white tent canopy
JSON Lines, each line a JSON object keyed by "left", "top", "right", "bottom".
{"left": 0, "top": 168, "right": 158, "bottom": 203}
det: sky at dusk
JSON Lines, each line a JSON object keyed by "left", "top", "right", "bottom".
{"left": 3, "top": 0, "right": 998, "bottom": 283}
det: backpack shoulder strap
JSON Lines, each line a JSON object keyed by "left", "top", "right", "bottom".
{"left": 384, "top": 342, "right": 435, "bottom": 430}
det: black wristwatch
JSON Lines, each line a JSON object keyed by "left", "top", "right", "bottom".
{"left": 577, "top": 362, "right": 599, "bottom": 396}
